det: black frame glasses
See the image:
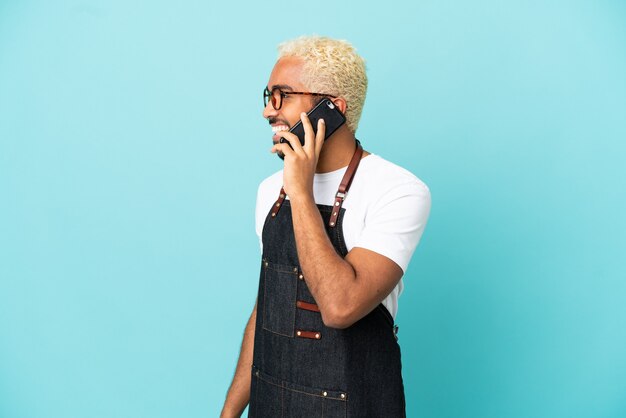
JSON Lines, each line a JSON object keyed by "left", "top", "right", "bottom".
{"left": 263, "top": 86, "right": 336, "bottom": 110}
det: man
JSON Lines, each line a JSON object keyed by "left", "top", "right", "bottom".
{"left": 221, "top": 36, "right": 431, "bottom": 417}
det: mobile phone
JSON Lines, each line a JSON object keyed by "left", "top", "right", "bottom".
{"left": 280, "top": 98, "right": 346, "bottom": 147}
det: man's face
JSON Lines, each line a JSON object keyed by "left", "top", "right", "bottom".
{"left": 263, "top": 57, "right": 316, "bottom": 159}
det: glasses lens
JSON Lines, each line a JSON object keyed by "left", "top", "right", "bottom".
{"left": 263, "top": 88, "right": 270, "bottom": 107}
{"left": 271, "top": 88, "right": 282, "bottom": 110}
{"left": 263, "top": 88, "right": 284, "bottom": 110}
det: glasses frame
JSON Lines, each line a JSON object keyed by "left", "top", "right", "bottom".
{"left": 263, "top": 86, "right": 337, "bottom": 110}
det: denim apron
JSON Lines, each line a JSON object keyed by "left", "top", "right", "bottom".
{"left": 249, "top": 143, "right": 406, "bottom": 417}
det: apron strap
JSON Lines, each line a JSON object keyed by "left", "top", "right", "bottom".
{"left": 329, "top": 141, "right": 363, "bottom": 227}
{"left": 270, "top": 187, "right": 287, "bottom": 218}
{"left": 270, "top": 141, "right": 364, "bottom": 228}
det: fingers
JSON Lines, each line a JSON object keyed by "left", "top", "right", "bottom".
{"left": 275, "top": 130, "right": 304, "bottom": 155}
{"left": 315, "top": 118, "right": 325, "bottom": 157}
{"left": 300, "top": 112, "right": 315, "bottom": 153}
{"left": 273, "top": 112, "right": 326, "bottom": 161}
{"left": 301, "top": 112, "right": 325, "bottom": 157}
{"left": 271, "top": 139, "right": 298, "bottom": 157}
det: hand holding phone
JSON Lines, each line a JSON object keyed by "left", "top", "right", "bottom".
{"left": 280, "top": 98, "right": 346, "bottom": 147}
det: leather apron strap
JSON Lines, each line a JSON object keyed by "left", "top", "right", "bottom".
{"left": 270, "top": 141, "right": 364, "bottom": 228}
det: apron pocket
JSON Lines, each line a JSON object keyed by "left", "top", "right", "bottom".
{"left": 262, "top": 260, "right": 298, "bottom": 337}
{"left": 253, "top": 366, "right": 348, "bottom": 418}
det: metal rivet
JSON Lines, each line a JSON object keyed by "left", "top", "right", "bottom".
{"left": 340, "top": 393, "right": 345, "bottom": 399}
{"left": 275, "top": 202, "right": 280, "bottom": 207}
{"left": 271, "top": 213, "right": 276, "bottom": 217}
{"left": 297, "top": 331, "right": 301, "bottom": 336}
{"left": 322, "top": 391, "right": 327, "bottom": 397}
{"left": 333, "top": 211, "right": 337, "bottom": 216}
{"left": 293, "top": 267, "right": 298, "bottom": 272}
{"left": 280, "top": 194, "right": 285, "bottom": 198}
{"left": 315, "top": 333, "right": 320, "bottom": 339}
{"left": 330, "top": 222, "right": 335, "bottom": 226}
{"left": 335, "top": 202, "right": 340, "bottom": 206}
{"left": 264, "top": 262, "right": 268, "bottom": 267}
{"left": 298, "top": 274, "right": 303, "bottom": 280}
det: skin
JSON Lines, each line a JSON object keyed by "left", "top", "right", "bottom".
{"left": 220, "top": 56, "right": 404, "bottom": 418}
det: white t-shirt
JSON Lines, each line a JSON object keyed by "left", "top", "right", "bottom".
{"left": 255, "top": 154, "right": 431, "bottom": 319}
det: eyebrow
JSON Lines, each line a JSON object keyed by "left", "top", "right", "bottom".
{"left": 269, "top": 84, "right": 294, "bottom": 91}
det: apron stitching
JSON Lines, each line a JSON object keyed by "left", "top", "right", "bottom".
{"left": 281, "top": 380, "right": 284, "bottom": 418}
{"left": 256, "top": 371, "right": 347, "bottom": 400}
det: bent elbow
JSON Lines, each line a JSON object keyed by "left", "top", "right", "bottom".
{"left": 320, "top": 305, "right": 357, "bottom": 329}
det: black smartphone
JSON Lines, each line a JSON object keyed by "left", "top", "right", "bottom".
{"left": 280, "top": 98, "right": 346, "bottom": 147}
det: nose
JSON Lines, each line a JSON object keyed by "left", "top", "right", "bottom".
{"left": 262, "top": 100, "right": 277, "bottom": 120}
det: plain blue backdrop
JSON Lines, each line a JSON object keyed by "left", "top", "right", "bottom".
{"left": 1, "top": 1, "right": 625, "bottom": 417}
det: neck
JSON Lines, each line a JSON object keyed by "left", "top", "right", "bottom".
{"left": 315, "top": 126, "right": 367, "bottom": 173}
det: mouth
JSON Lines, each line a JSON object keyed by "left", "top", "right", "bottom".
{"left": 272, "top": 124, "right": 290, "bottom": 143}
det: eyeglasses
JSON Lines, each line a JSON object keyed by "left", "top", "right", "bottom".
{"left": 263, "top": 86, "right": 336, "bottom": 110}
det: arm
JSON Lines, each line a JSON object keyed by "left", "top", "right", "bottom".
{"left": 290, "top": 197, "right": 403, "bottom": 328}
{"left": 220, "top": 302, "right": 257, "bottom": 418}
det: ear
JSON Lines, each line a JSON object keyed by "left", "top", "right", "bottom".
{"left": 332, "top": 97, "right": 348, "bottom": 114}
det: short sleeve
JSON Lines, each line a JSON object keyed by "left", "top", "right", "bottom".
{"left": 353, "top": 180, "right": 431, "bottom": 273}
{"left": 255, "top": 170, "right": 284, "bottom": 253}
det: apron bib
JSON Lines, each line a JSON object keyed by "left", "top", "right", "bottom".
{"left": 249, "top": 142, "right": 406, "bottom": 417}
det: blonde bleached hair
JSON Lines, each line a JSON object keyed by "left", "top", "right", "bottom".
{"left": 277, "top": 36, "right": 367, "bottom": 133}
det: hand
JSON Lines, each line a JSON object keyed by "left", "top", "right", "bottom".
{"left": 271, "top": 112, "right": 325, "bottom": 200}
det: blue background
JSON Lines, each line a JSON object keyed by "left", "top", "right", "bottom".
{"left": 1, "top": 1, "right": 625, "bottom": 417}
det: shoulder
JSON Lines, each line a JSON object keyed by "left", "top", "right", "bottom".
{"left": 353, "top": 154, "right": 430, "bottom": 206}
{"left": 346, "top": 154, "right": 431, "bottom": 273}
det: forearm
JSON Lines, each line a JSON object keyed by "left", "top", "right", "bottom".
{"left": 221, "top": 303, "right": 257, "bottom": 418}
{"left": 290, "top": 195, "right": 358, "bottom": 326}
